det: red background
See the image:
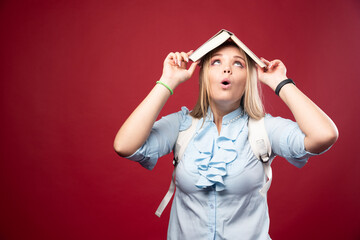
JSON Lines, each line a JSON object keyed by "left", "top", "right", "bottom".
{"left": 1, "top": 0, "right": 359, "bottom": 239}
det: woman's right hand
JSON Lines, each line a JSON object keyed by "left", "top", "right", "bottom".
{"left": 114, "top": 51, "right": 198, "bottom": 157}
{"left": 160, "top": 51, "right": 199, "bottom": 90}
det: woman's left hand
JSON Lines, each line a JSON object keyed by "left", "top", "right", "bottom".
{"left": 256, "top": 58, "right": 288, "bottom": 90}
{"left": 257, "top": 58, "right": 338, "bottom": 154}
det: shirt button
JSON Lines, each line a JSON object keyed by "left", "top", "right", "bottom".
{"left": 210, "top": 228, "right": 213, "bottom": 232}
{"left": 210, "top": 204, "right": 214, "bottom": 209}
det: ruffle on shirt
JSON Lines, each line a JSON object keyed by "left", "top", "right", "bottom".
{"left": 193, "top": 108, "right": 246, "bottom": 191}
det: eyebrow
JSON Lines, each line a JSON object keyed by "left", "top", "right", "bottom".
{"left": 211, "top": 53, "right": 245, "bottom": 61}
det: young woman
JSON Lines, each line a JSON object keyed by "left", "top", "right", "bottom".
{"left": 114, "top": 40, "right": 338, "bottom": 239}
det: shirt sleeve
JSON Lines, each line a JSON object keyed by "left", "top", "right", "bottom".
{"left": 125, "top": 107, "right": 192, "bottom": 170}
{"left": 264, "top": 114, "right": 327, "bottom": 168}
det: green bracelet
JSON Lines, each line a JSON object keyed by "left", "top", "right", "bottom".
{"left": 156, "top": 81, "right": 174, "bottom": 95}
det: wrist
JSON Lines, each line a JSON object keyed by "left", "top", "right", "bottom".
{"left": 159, "top": 76, "right": 179, "bottom": 91}
{"left": 156, "top": 80, "right": 174, "bottom": 95}
{"left": 274, "top": 78, "right": 295, "bottom": 96}
{"left": 268, "top": 75, "right": 288, "bottom": 90}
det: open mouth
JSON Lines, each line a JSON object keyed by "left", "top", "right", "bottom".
{"left": 221, "top": 80, "right": 230, "bottom": 86}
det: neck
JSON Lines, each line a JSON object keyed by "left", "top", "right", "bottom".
{"left": 210, "top": 101, "right": 240, "bottom": 134}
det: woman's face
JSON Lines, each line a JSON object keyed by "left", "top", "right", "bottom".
{"left": 207, "top": 45, "right": 247, "bottom": 110}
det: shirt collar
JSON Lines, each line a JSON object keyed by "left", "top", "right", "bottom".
{"left": 205, "top": 106, "right": 245, "bottom": 125}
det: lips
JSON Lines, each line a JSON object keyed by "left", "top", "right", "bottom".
{"left": 221, "top": 79, "right": 231, "bottom": 88}
{"left": 222, "top": 80, "right": 230, "bottom": 85}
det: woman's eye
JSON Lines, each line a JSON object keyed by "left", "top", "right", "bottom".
{"left": 234, "top": 61, "right": 244, "bottom": 68}
{"left": 211, "top": 60, "right": 221, "bottom": 65}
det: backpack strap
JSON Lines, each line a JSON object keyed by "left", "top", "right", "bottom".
{"left": 248, "top": 117, "right": 274, "bottom": 196}
{"left": 248, "top": 117, "right": 271, "bottom": 162}
{"left": 155, "top": 117, "right": 199, "bottom": 217}
{"left": 155, "top": 168, "right": 176, "bottom": 217}
{"left": 174, "top": 118, "right": 200, "bottom": 165}
{"left": 259, "top": 162, "right": 272, "bottom": 196}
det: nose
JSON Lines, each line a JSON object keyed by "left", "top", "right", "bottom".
{"left": 223, "top": 66, "right": 231, "bottom": 74}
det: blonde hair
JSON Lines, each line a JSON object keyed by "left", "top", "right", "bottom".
{"left": 190, "top": 42, "right": 265, "bottom": 120}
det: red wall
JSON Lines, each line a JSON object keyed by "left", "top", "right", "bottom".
{"left": 0, "top": 1, "right": 359, "bottom": 239}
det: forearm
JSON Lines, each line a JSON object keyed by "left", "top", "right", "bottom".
{"left": 114, "top": 51, "right": 197, "bottom": 157}
{"left": 278, "top": 83, "right": 338, "bottom": 153}
{"left": 113, "top": 82, "right": 172, "bottom": 157}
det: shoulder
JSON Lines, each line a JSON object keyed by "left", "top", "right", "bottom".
{"left": 157, "top": 106, "right": 192, "bottom": 131}
{"left": 263, "top": 113, "right": 297, "bottom": 130}
{"left": 262, "top": 113, "right": 303, "bottom": 141}
{"left": 178, "top": 106, "right": 193, "bottom": 131}
{"left": 263, "top": 113, "right": 306, "bottom": 149}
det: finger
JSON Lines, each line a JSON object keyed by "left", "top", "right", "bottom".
{"left": 268, "top": 62, "right": 274, "bottom": 69}
{"left": 186, "top": 50, "right": 194, "bottom": 56}
{"left": 175, "top": 52, "right": 182, "bottom": 67}
{"left": 186, "top": 50, "right": 194, "bottom": 61}
{"left": 268, "top": 61, "right": 276, "bottom": 70}
{"left": 180, "top": 52, "right": 189, "bottom": 63}
{"left": 272, "top": 61, "right": 280, "bottom": 68}
{"left": 273, "top": 59, "right": 287, "bottom": 74}
{"left": 179, "top": 52, "right": 189, "bottom": 68}
{"left": 269, "top": 60, "right": 282, "bottom": 70}
{"left": 261, "top": 57, "right": 272, "bottom": 69}
{"left": 167, "top": 52, "right": 177, "bottom": 65}
{"left": 261, "top": 57, "right": 270, "bottom": 65}
{"left": 167, "top": 52, "right": 175, "bottom": 58}
{"left": 187, "top": 61, "right": 199, "bottom": 76}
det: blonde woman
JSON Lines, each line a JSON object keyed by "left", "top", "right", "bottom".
{"left": 114, "top": 39, "right": 338, "bottom": 239}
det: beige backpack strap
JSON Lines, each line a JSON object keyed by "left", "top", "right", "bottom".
{"left": 248, "top": 117, "right": 274, "bottom": 196}
{"left": 155, "top": 117, "right": 199, "bottom": 217}
{"left": 259, "top": 162, "right": 272, "bottom": 196}
{"left": 248, "top": 117, "right": 271, "bottom": 163}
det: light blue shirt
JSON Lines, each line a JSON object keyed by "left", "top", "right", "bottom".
{"left": 127, "top": 107, "right": 321, "bottom": 240}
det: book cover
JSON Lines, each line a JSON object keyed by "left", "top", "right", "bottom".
{"left": 189, "top": 29, "right": 266, "bottom": 68}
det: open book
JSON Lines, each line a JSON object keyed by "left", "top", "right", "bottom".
{"left": 189, "top": 29, "right": 266, "bottom": 68}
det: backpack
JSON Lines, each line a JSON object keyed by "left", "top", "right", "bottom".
{"left": 155, "top": 116, "right": 274, "bottom": 217}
